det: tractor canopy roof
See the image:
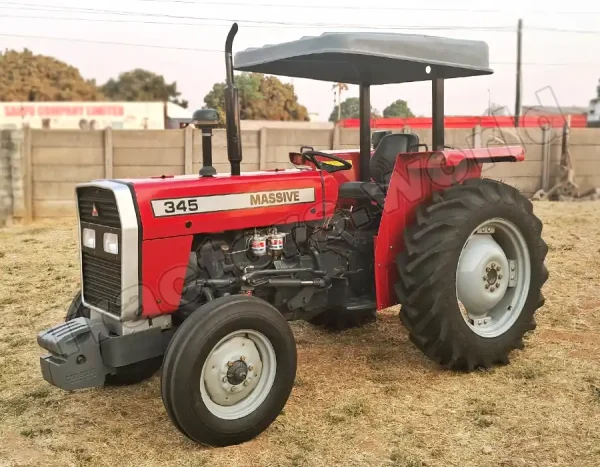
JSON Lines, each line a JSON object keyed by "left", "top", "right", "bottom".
{"left": 234, "top": 31, "right": 493, "bottom": 85}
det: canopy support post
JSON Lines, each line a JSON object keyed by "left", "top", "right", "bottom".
{"left": 432, "top": 78, "right": 445, "bottom": 150}
{"left": 359, "top": 83, "right": 371, "bottom": 181}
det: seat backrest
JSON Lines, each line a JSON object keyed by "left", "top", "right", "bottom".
{"left": 371, "top": 130, "right": 392, "bottom": 150}
{"left": 369, "top": 133, "right": 420, "bottom": 184}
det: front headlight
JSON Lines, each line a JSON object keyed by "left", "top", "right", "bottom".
{"left": 103, "top": 233, "right": 119, "bottom": 255}
{"left": 82, "top": 228, "right": 95, "bottom": 249}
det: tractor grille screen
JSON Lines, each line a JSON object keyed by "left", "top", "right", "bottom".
{"left": 81, "top": 252, "right": 122, "bottom": 316}
{"left": 77, "top": 187, "right": 121, "bottom": 228}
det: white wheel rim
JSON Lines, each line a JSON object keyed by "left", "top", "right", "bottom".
{"left": 200, "top": 329, "right": 276, "bottom": 420}
{"left": 456, "top": 218, "right": 531, "bottom": 338}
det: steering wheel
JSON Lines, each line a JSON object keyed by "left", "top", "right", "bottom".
{"left": 301, "top": 150, "right": 353, "bottom": 171}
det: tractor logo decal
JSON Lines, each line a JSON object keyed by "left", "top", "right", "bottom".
{"left": 250, "top": 191, "right": 300, "bottom": 206}
{"left": 151, "top": 188, "right": 316, "bottom": 217}
{"left": 91, "top": 203, "right": 99, "bottom": 217}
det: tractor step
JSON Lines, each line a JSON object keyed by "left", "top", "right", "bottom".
{"left": 345, "top": 296, "right": 376, "bottom": 312}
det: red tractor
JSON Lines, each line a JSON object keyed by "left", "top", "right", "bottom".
{"left": 38, "top": 24, "right": 548, "bottom": 446}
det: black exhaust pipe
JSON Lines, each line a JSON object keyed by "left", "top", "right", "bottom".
{"left": 225, "top": 23, "right": 242, "bottom": 176}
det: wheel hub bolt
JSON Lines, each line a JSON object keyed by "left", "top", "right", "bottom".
{"left": 491, "top": 263, "right": 496, "bottom": 268}
{"left": 231, "top": 387, "right": 237, "bottom": 392}
{"left": 498, "top": 274, "right": 503, "bottom": 280}
{"left": 227, "top": 361, "right": 234, "bottom": 367}
{"left": 243, "top": 380, "right": 249, "bottom": 386}
{"left": 490, "top": 287, "right": 495, "bottom": 292}
{"left": 248, "top": 365, "right": 254, "bottom": 371}
{"left": 240, "top": 356, "right": 246, "bottom": 362}
{"left": 483, "top": 276, "right": 487, "bottom": 281}
{"left": 497, "top": 266, "right": 501, "bottom": 271}
{"left": 485, "top": 284, "right": 489, "bottom": 289}
{"left": 486, "top": 267, "right": 491, "bottom": 272}
{"left": 222, "top": 376, "right": 227, "bottom": 382}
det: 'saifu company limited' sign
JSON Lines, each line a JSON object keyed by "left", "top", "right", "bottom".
{"left": 3, "top": 104, "right": 125, "bottom": 118}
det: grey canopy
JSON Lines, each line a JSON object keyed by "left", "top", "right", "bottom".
{"left": 234, "top": 31, "right": 493, "bottom": 85}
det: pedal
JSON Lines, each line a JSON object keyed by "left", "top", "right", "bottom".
{"left": 37, "top": 318, "right": 109, "bottom": 391}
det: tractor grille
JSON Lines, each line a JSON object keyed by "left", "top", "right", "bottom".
{"left": 81, "top": 252, "right": 122, "bottom": 316}
{"left": 77, "top": 187, "right": 121, "bottom": 228}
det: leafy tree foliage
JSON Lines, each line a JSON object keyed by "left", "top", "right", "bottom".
{"left": 329, "top": 97, "right": 380, "bottom": 122}
{"left": 383, "top": 99, "right": 415, "bottom": 118}
{"left": 0, "top": 49, "right": 102, "bottom": 101}
{"left": 203, "top": 73, "right": 309, "bottom": 124}
{"left": 100, "top": 69, "right": 188, "bottom": 107}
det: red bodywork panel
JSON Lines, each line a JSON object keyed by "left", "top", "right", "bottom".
{"left": 124, "top": 146, "right": 523, "bottom": 316}
{"left": 126, "top": 169, "right": 339, "bottom": 317}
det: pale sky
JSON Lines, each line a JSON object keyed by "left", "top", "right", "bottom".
{"left": 1, "top": 0, "right": 599, "bottom": 121}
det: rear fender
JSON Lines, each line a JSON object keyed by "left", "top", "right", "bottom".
{"left": 373, "top": 146, "right": 524, "bottom": 310}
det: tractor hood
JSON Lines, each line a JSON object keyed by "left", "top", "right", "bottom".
{"left": 112, "top": 169, "right": 339, "bottom": 240}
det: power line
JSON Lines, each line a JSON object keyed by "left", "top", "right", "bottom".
{"left": 127, "top": 0, "right": 600, "bottom": 16}
{"left": 0, "top": 12, "right": 516, "bottom": 32}
{"left": 2, "top": 3, "right": 600, "bottom": 35}
{"left": 1, "top": 32, "right": 598, "bottom": 67}
{"left": 0, "top": 2, "right": 517, "bottom": 31}
{"left": 0, "top": 32, "right": 221, "bottom": 52}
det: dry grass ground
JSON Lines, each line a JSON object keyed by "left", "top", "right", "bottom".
{"left": 1, "top": 201, "right": 599, "bottom": 467}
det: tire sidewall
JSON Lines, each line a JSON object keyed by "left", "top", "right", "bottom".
{"left": 165, "top": 297, "right": 297, "bottom": 445}
{"left": 440, "top": 198, "right": 544, "bottom": 351}
{"left": 65, "top": 291, "right": 90, "bottom": 321}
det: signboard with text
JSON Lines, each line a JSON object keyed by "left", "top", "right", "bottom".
{"left": 0, "top": 102, "right": 168, "bottom": 130}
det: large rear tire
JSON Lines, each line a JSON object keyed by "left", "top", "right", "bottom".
{"left": 161, "top": 295, "right": 297, "bottom": 446}
{"left": 395, "top": 179, "right": 548, "bottom": 371}
{"left": 65, "top": 292, "right": 162, "bottom": 385}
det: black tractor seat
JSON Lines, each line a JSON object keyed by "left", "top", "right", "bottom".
{"left": 338, "top": 133, "right": 420, "bottom": 205}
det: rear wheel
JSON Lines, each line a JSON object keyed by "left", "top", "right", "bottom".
{"left": 65, "top": 292, "right": 162, "bottom": 385}
{"left": 161, "top": 295, "right": 297, "bottom": 446}
{"left": 395, "top": 179, "right": 548, "bottom": 371}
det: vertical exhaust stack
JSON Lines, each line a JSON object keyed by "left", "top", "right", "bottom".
{"left": 225, "top": 23, "right": 243, "bottom": 176}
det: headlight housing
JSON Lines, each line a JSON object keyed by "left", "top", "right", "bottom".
{"left": 103, "top": 232, "right": 119, "bottom": 255}
{"left": 82, "top": 228, "right": 95, "bottom": 249}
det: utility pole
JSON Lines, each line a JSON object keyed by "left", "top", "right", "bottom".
{"left": 332, "top": 82, "right": 348, "bottom": 122}
{"left": 514, "top": 18, "right": 523, "bottom": 127}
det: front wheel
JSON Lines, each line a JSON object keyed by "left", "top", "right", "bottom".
{"left": 161, "top": 295, "right": 297, "bottom": 446}
{"left": 395, "top": 178, "right": 548, "bottom": 371}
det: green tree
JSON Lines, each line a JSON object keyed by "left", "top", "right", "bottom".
{"left": 100, "top": 69, "right": 188, "bottom": 107}
{"left": 382, "top": 99, "right": 415, "bottom": 118}
{"left": 329, "top": 97, "right": 380, "bottom": 122}
{"left": 203, "top": 72, "right": 309, "bottom": 125}
{"left": 0, "top": 49, "right": 102, "bottom": 101}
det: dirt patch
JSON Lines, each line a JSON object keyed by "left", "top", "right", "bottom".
{"left": 1, "top": 203, "right": 600, "bottom": 467}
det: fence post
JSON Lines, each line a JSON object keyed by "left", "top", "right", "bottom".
{"left": 23, "top": 126, "right": 33, "bottom": 224}
{"left": 472, "top": 124, "right": 482, "bottom": 149}
{"left": 184, "top": 125, "right": 194, "bottom": 174}
{"left": 0, "top": 130, "right": 12, "bottom": 227}
{"left": 104, "top": 127, "right": 114, "bottom": 179}
{"left": 259, "top": 127, "right": 268, "bottom": 170}
{"left": 331, "top": 124, "right": 341, "bottom": 149}
{"left": 541, "top": 124, "right": 551, "bottom": 192}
